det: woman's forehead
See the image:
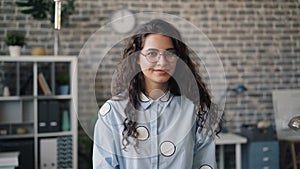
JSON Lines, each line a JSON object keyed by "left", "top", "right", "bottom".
{"left": 142, "top": 34, "right": 174, "bottom": 50}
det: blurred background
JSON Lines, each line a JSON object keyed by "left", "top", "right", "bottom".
{"left": 0, "top": 0, "right": 299, "bottom": 169}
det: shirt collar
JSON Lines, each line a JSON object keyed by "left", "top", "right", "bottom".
{"left": 138, "top": 91, "right": 173, "bottom": 110}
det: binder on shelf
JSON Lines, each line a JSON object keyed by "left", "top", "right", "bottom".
{"left": 38, "top": 101, "right": 48, "bottom": 133}
{"left": 38, "top": 101, "right": 61, "bottom": 133}
{"left": 40, "top": 138, "right": 57, "bottom": 169}
{"left": 48, "top": 101, "right": 60, "bottom": 132}
{"left": 38, "top": 73, "right": 52, "bottom": 96}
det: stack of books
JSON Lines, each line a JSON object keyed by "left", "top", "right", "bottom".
{"left": 0, "top": 151, "right": 19, "bottom": 169}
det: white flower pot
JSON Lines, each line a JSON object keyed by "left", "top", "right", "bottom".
{"left": 9, "top": 46, "right": 22, "bottom": 57}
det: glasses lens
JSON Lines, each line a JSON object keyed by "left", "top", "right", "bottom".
{"left": 165, "top": 50, "right": 177, "bottom": 62}
{"left": 142, "top": 49, "right": 178, "bottom": 63}
{"left": 145, "top": 50, "right": 159, "bottom": 62}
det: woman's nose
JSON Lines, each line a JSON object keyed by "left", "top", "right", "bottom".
{"left": 156, "top": 53, "right": 168, "bottom": 65}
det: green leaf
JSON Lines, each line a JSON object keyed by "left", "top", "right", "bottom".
{"left": 15, "top": 2, "right": 32, "bottom": 7}
{"left": 21, "top": 8, "right": 34, "bottom": 14}
{"left": 5, "top": 31, "right": 26, "bottom": 46}
{"left": 15, "top": 0, "right": 75, "bottom": 26}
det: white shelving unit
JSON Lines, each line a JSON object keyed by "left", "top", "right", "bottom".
{"left": 0, "top": 56, "right": 78, "bottom": 169}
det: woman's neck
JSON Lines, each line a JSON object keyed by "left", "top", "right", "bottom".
{"left": 144, "top": 83, "right": 169, "bottom": 100}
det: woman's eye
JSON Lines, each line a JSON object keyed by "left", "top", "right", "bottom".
{"left": 165, "top": 51, "right": 176, "bottom": 57}
{"left": 147, "top": 51, "right": 158, "bottom": 57}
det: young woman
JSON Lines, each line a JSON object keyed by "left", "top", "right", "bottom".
{"left": 93, "top": 19, "right": 221, "bottom": 169}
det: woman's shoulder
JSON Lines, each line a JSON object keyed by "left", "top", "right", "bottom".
{"left": 97, "top": 98, "right": 128, "bottom": 125}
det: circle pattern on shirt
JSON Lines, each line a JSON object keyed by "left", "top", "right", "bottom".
{"left": 99, "top": 102, "right": 111, "bottom": 116}
{"left": 160, "top": 141, "right": 176, "bottom": 157}
{"left": 136, "top": 126, "right": 149, "bottom": 141}
{"left": 200, "top": 165, "right": 212, "bottom": 169}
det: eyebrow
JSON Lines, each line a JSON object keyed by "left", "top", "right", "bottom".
{"left": 145, "top": 48, "right": 176, "bottom": 51}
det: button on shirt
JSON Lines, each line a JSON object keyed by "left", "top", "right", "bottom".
{"left": 93, "top": 91, "right": 216, "bottom": 169}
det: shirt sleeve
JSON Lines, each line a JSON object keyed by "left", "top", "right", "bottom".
{"left": 192, "top": 128, "right": 216, "bottom": 169}
{"left": 93, "top": 102, "right": 119, "bottom": 169}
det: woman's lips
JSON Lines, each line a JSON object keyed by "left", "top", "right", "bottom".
{"left": 153, "top": 69, "right": 168, "bottom": 74}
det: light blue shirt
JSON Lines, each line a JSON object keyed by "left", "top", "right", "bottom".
{"left": 93, "top": 91, "right": 216, "bottom": 169}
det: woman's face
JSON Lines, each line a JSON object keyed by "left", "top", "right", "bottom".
{"left": 137, "top": 34, "right": 177, "bottom": 90}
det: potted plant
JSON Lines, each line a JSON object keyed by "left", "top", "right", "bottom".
{"left": 16, "top": 0, "right": 75, "bottom": 27}
{"left": 4, "top": 31, "right": 26, "bottom": 57}
{"left": 56, "top": 74, "right": 70, "bottom": 95}
{"left": 16, "top": 0, "right": 75, "bottom": 55}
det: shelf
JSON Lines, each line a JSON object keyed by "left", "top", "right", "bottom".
{"left": 0, "top": 56, "right": 78, "bottom": 169}
{"left": 0, "top": 95, "right": 72, "bottom": 101}
{"left": 0, "top": 122, "right": 34, "bottom": 137}
{"left": 38, "top": 131, "right": 73, "bottom": 138}
{"left": 0, "top": 56, "right": 77, "bottom": 62}
{"left": 0, "top": 96, "right": 34, "bottom": 101}
{"left": 0, "top": 121, "right": 33, "bottom": 125}
{"left": 0, "top": 134, "right": 34, "bottom": 139}
{"left": 37, "top": 95, "right": 72, "bottom": 99}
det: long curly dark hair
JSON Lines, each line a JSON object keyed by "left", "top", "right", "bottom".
{"left": 111, "top": 19, "right": 221, "bottom": 149}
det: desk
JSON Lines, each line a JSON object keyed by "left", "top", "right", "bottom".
{"left": 216, "top": 133, "right": 247, "bottom": 169}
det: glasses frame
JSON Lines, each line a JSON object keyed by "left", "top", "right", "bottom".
{"left": 140, "top": 49, "right": 178, "bottom": 63}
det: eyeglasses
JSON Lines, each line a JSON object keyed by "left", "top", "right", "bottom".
{"left": 140, "top": 49, "right": 178, "bottom": 63}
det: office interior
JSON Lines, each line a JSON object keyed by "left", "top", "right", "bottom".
{"left": 0, "top": 0, "right": 299, "bottom": 169}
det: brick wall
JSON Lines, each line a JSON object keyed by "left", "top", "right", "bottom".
{"left": 1, "top": 0, "right": 300, "bottom": 168}
{"left": 2, "top": 0, "right": 299, "bottom": 131}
